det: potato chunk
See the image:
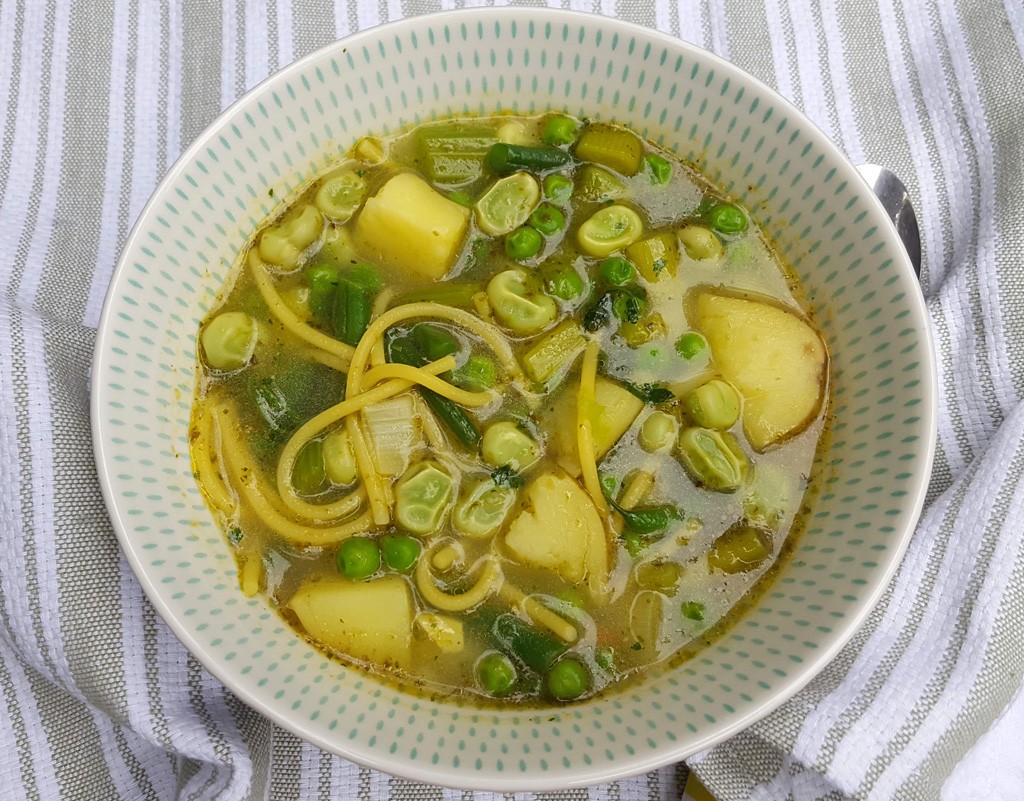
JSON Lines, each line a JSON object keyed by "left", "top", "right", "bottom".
{"left": 504, "top": 471, "right": 609, "bottom": 594}
{"left": 353, "top": 172, "right": 470, "bottom": 279}
{"left": 288, "top": 577, "right": 413, "bottom": 668}
{"left": 693, "top": 292, "right": 827, "bottom": 451}
{"left": 548, "top": 376, "right": 645, "bottom": 477}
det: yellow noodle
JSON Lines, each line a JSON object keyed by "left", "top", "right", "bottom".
{"left": 304, "top": 347, "right": 349, "bottom": 373}
{"left": 345, "top": 413, "right": 390, "bottom": 525}
{"left": 369, "top": 288, "right": 394, "bottom": 367}
{"left": 498, "top": 584, "right": 578, "bottom": 644}
{"left": 413, "top": 393, "right": 447, "bottom": 450}
{"left": 577, "top": 339, "right": 609, "bottom": 517}
{"left": 361, "top": 361, "right": 493, "bottom": 408}
{"left": 247, "top": 250, "right": 355, "bottom": 367}
{"left": 415, "top": 554, "right": 502, "bottom": 612}
{"left": 192, "top": 405, "right": 235, "bottom": 513}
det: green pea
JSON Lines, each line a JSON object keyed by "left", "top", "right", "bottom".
{"left": 639, "top": 411, "right": 677, "bottom": 452}
{"left": 381, "top": 533, "right": 420, "bottom": 573}
{"left": 543, "top": 173, "right": 573, "bottom": 204}
{"left": 476, "top": 651, "right": 517, "bottom": 696}
{"left": 528, "top": 203, "right": 566, "bottom": 236}
{"left": 674, "top": 331, "right": 707, "bottom": 360}
{"left": 505, "top": 226, "right": 544, "bottom": 260}
{"left": 547, "top": 657, "right": 590, "bottom": 701}
{"left": 684, "top": 379, "right": 741, "bottom": 430}
{"left": 336, "top": 537, "right": 380, "bottom": 580}
{"left": 598, "top": 256, "right": 636, "bottom": 286}
{"left": 707, "top": 203, "right": 748, "bottom": 234}
{"left": 644, "top": 153, "right": 672, "bottom": 184}
{"left": 542, "top": 115, "right": 579, "bottom": 146}
{"left": 546, "top": 270, "right": 585, "bottom": 301}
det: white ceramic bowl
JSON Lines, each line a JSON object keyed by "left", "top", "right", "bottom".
{"left": 92, "top": 8, "right": 936, "bottom": 791}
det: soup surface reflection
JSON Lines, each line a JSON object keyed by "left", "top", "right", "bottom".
{"left": 190, "top": 113, "right": 829, "bottom": 705}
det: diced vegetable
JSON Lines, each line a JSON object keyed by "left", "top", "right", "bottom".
{"left": 522, "top": 319, "right": 586, "bottom": 384}
{"left": 395, "top": 460, "right": 453, "bottom": 536}
{"left": 415, "top": 122, "right": 498, "bottom": 184}
{"left": 496, "top": 120, "right": 534, "bottom": 146}
{"left": 692, "top": 292, "right": 828, "bottom": 450}
{"left": 684, "top": 379, "right": 741, "bottom": 431}
{"left": 257, "top": 204, "right": 323, "bottom": 271}
{"left": 577, "top": 205, "right": 644, "bottom": 257}
{"left": 201, "top": 311, "right": 257, "bottom": 371}
{"left": 678, "top": 224, "right": 724, "bottom": 261}
{"left": 504, "top": 471, "right": 608, "bottom": 591}
{"left": 677, "top": 427, "right": 748, "bottom": 492}
{"left": 625, "top": 232, "right": 679, "bottom": 282}
{"left": 288, "top": 577, "right": 413, "bottom": 667}
{"left": 707, "top": 523, "right": 773, "bottom": 574}
{"left": 362, "top": 394, "right": 421, "bottom": 477}
{"left": 474, "top": 172, "right": 541, "bottom": 236}
{"left": 481, "top": 421, "right": 539, "bottom": 472}
{"left": 574, "top": 125, "right": 643, "bottom": 176}
{"left": 415, "top": 612, "right": 465, "bottom": 653}
{"left": 484, "top": 143, "right": 572, "bottom": 174}
{"left": 486, "top": 269, "right": 558, "bottom": 335}
{"left": 452, "top": 479, "right": 516, "bottom": 538}
{"left": 353, "top": 173, "right": 470, "bottom": 279}
{"left": 618, "top": 312, "right": 667, "bottom": 348}
{"left": 314, "top": 169, "right": 366, "bottom": 222}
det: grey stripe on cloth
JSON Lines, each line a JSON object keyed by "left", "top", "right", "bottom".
{"left": 0, "top": 0, "right": 1022, "bottom": 800}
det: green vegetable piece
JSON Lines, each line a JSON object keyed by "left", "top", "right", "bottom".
{"left": 476, "top": 651, "right": 517, "bottom": 697}
{"left": 681, "top": 601, "right": 706, "bottom": 621}
{"left": 575, "top": 164, "right": 628, "bottom": 201}
{"left": 675, "top": 331, "right": 707, "bottom": 360}
{"left": 621, "top": 530, "right": 648, "bottom": 559}
{"left": 505, "top": 226, "right": 544, "bottom": 261}
{"left": 332, "top": 277, "right": 372, "bottom": 347}
{"left": 314, "top": 170, "right": 366, "bottom": 222}
{"left": 599, "top": 256, "right": 636, "bottom": 286}
{"left": 392, "top": 281, "right": 484, "bottom": 308}
{"left": 492, "top": 613, "right": 567, "bottom": 672}
{"left": 542, "top": 115, "right": 579, "bottom": 146}
{"left": 410, "top": 324, "right": 459, "bottom": 362}
{"left": 639, "top": 411, "right": 678, "bottom": 452}
{"left": 543, "top": 173, "right": 573, "bottom": 203}
{"left": 475, "top": 173, "right": 541, "bottom": 236}
{"left": 481, "top": 421, "right": 539, "bottom": 472}
{"left": 528, "top": 203, "right": 566, "bottom": 236}
{"left": 644, "top": 153, "right": 672, "bottom": 184}
{"left": 447, "top": 190, "right": 474, "bottom": 207}
{"left": 547, "top": 657, "right": 590, "bottom": 701}
{"left": 635, "top": 561, "right": 682, "bottom": 593}
{"left": 574, "top": 125, "right": 644, "bottom": 176}
{"left": 606, "top": 495, "right": 678, "bottom": 537}
{"left": 677, "top": 427, "right": 748, "bottom": 492}
{"left": 490, "top": 464, "right": 524, "bottom": 489}
{"left": 577, "top": 205, "right": 644, "bottom": 257}
{"left": 594, "top": 645, "right": 616, "bottom": 672}
{"left": 415, "top": 122, "right": 498, "bottom": 184}
{"left": 305, "top": 264, "right": 340, "bottom": 323}
{"left": 545, "top": 269, "right": 585, "bottom": 301}
{"left": 292, "top": 439, "right": 328, "bottom": 495}
{"left": 685, "top": 379, "right": 741, "bottom": 430}
{"left": 257, "top": 204, "right": 323, "bottom": 271}
{"left": 707, "top": 203, "right": 748, "bottom": 235}
{"left": 678, "top": 224, "right": 725, "bottom": 261}
{"left": 618, "top": 312, "right": 667, "bottom": 348}
{"left": 453, "top": 479, "right": 516, "bottom": 538}
{"left": 449, "top": 353, "right": 497, "bottom": 392}
{"left": 323, "top": 428, "right": 357, "bottom": 485}
{"left": 707, "top": 523, "right": 773, "bottom": 574}
{"left": 486, "top": 269, "right": 558, "bottom": 335}
{"left": 625, "top": 232, "right": 679, "bottom": 282}
{"left": 622, "top": 380, "right": 674, "bottom": 405}
{"left": 201, "top": 311, "right": 257, "bottom": 371}
{"left": 484, "top": 143, "right": 573, "bottom": 175}
{"left": 611, "top": 287, "right": 646, "bottom": 324}
{"left": 251, "top": 377, "right": 295, "bottom": 439}
{"left": 336, "top": 537, "right": 381, "bottom": 580}
{"left": 394, "top": 461, "right": 453, "bottom": 536}
{"left": 582, "top": 291, "right": 614, "bottom": 332}
{"left": 522, "top": 319, "right": 586, "bottom": 384}
{"left": 381, "top": 533, "right": 420, "bottom": 573}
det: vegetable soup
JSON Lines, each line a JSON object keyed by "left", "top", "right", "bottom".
{"left": 190, "top": 113, "right": 829, "bottom": 705}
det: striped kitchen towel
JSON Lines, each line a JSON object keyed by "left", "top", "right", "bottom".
{"left": 0, "top": 1, "right": 1022, "bottom": 800}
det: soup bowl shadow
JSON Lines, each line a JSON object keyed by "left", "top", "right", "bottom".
{"left": 91, "top": 8, "right": 936, "bottom": 791}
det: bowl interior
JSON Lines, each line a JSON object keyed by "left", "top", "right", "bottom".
{"left": 92, "top": 9, "right": 935, "bottom": 791}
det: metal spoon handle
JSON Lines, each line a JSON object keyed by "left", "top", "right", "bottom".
{"left": 856, "top": 163, "right": 922, "bottom": 278}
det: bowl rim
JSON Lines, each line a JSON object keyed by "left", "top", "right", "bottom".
{"left": 91, "top": 6, "right": 937, "bottom": 790}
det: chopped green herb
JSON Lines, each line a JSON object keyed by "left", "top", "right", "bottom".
{"left": 490, "top": 464, "right": 524, "bottom": 489}
{"left": 622, "top": 380, "right": 674, "bottom": 405}
{"left": 681, "top": 601, "right": 706, "bottom": 622}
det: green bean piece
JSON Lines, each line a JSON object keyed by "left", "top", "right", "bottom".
{"left": 707, "top": 203, "right": 748, "bottom": 234}
{"left": 292, "top": 439, "right": 328, "bottom": 495}
{"left": 492, "top": 613, "right": 567, "bottom": 672}
{"left": 546, "top": 657, "right": 590, "bottom": 701}
{"left": 486, "top": 269, "right": 558, "bottom": 335}
{"left": 541, "top": 115, "right": 579, "bottom": 146}
{"left": 381, "top": 533, "right": 420, "bottom": 573}
{"left": 392, "top": 280, "right": 484, "bottom": 308}
{"left": 598, "top": 256, "right": 636, "bottom": 286}
{"left": 528, "top": 203, "right": 566, "bottom": 236}
{"left": 680, "top": 601, "right": 706, "bottom": 621}
{"left": 677, "top": 427, "right": 748, "bottom": 492}
{"left": 674, "top": 331, "right": 707, "bottom": 360}
{"left": 542, "top": 173, "right": 573, "bottom": 203}
{"left": 684, "top": 379, "right": 741, "bottom": 430}
{"left": 336, "top": 537, "right": 381, "bottom": 580}
{"left": 200, "top": 311, "right": 257, "bottom": 371}
{"left": 545, "top": 269, "right": 585, "bottom": 301}
{"left": 448, "top": 353, "right": 497, "bottom": 392}
{"left": 476, "top": 651, "right": 517, "bottom": 697}
{"left": 481, "top": 421, "right": 539, "bottom": 472}
{"left": 484, "top": 143, "right": 573, "bottom": 174}
{"left": 707, "top": 523, "right": 773, "bottom": 574}
{"left": 332, "top": 277, "right": 372, "bottom": 347}
{"left": 574, "top": 125, "right": 644, "bottom": 176}
{"left": 394, "top": 461, "right": 453, "bottom": 536}
{"left": 410, "top": 323, "right": 459, "bottom": 361}
{"left": 505, "top": 226, "right": 544, "bottom": 261}
{"left": 305, "top": 264, "right": 340, "bottom": 323}
{"left": 644, "top": 153, "right": 672, "bottom": 184}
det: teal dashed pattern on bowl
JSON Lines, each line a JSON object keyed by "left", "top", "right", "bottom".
{"left": 92, "top": 8, "right": 935, "bottom": 792}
